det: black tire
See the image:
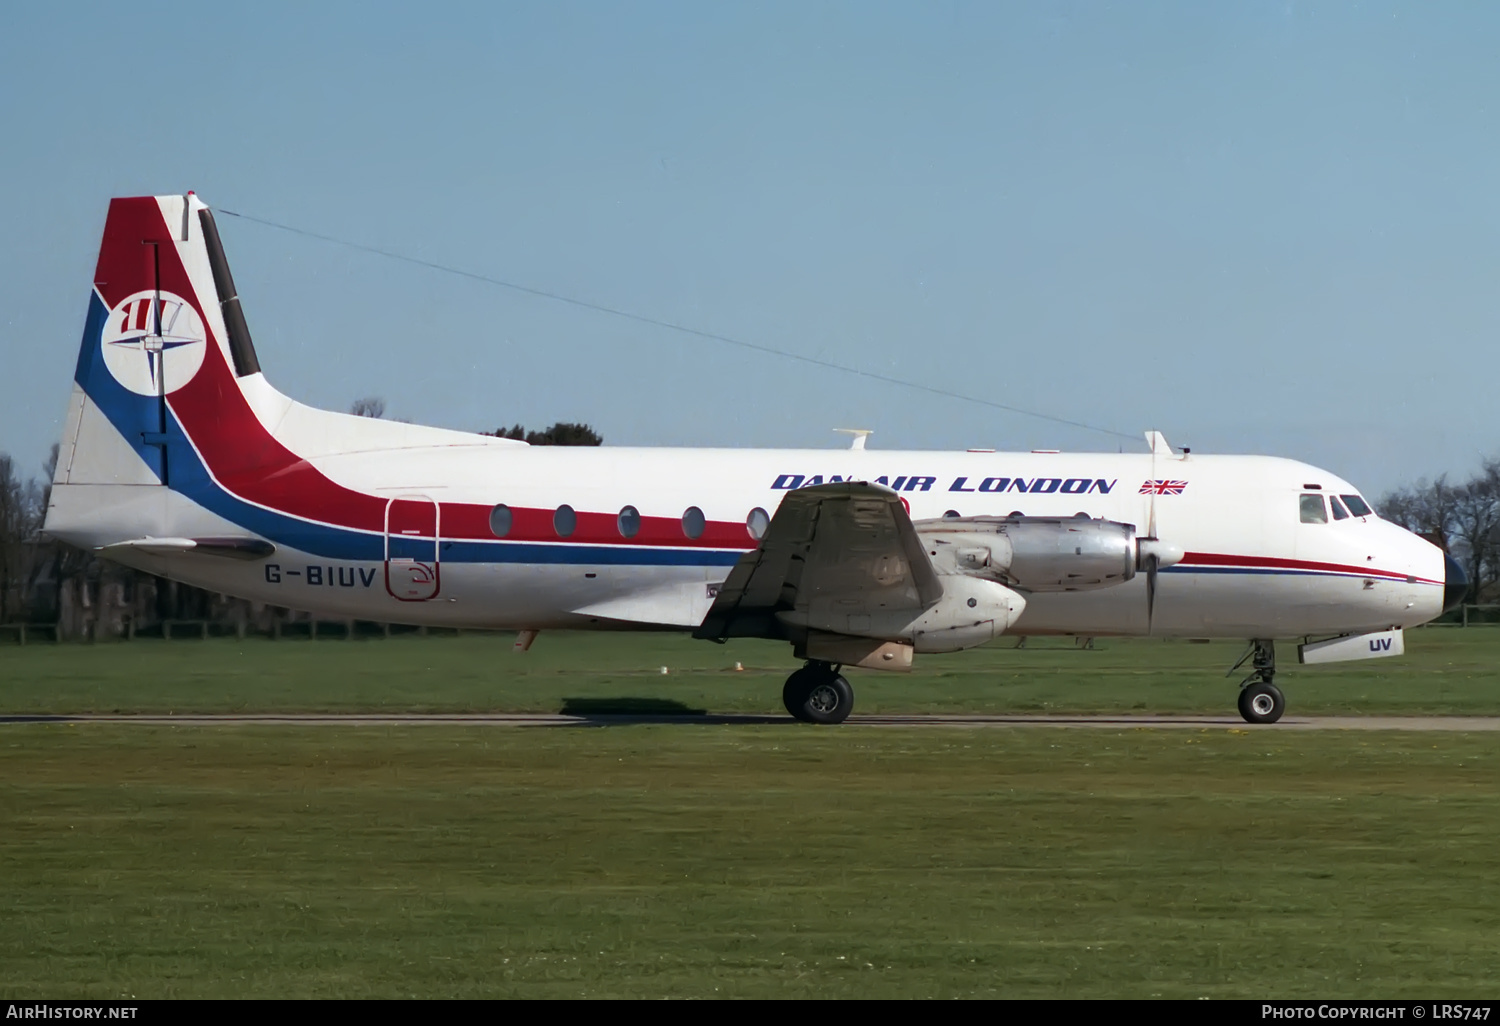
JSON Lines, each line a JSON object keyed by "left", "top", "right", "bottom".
{"left": 801, "top": 674, "right": 854, "bottom": 725}
{"left": 1238, "top": 681, "right": 1285, "bottom": 724}
{"left": 782, "top": 666, "right": 821, "bottom": 722}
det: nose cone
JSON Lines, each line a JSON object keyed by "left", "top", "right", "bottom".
{"left": 1444, "top": 553, "right": 1468, "bottom": 614}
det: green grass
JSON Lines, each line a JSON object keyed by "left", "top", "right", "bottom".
{"left": 3, "top": 631, "right": 1499, "bottom": 997}
{"left": 2, "top": 628, "right": 1499, "bottom": 716}
{"left": 3, "top": 726, "right": 1498, "bottom": 998}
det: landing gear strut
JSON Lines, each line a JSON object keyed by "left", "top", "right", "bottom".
{"left": 1229, "top": 639, "right": 1285, "bottom": 724}
{"left": 782, "top": 661, "right": 854, "bottom": 724}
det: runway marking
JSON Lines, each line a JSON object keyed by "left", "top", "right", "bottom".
{"left": 4, "top": 713, "right": 1500, "bottom": 730}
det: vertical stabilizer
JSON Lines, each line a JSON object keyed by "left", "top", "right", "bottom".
{"left": 46, "top": 194, "right": 258, "bottom": 547}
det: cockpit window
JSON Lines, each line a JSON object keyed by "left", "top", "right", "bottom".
{"left": 1342, "top": 494, "right": 1373, "bottom": 517}
{"left": 1300, "top": 494, "right": 1327, "bottom": 524}
{"left": 1329, "top": 495, "right": 1350, "bottom": 520}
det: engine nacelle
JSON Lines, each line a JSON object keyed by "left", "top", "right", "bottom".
{"left": 907, "top": 576, "right": 1027, "bottom": 653}
{"left": 916, "top": 516, "right": 1137, "bottom": 592}
{"left": 778, "top": 575, "right": 1025, "bottom": 654}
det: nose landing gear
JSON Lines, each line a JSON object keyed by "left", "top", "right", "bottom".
{"left": 1230, "top": 639, "right": 1284, "bottom": 724}
{"left": 782, "top": 661, "right": 855, "bottom": 724}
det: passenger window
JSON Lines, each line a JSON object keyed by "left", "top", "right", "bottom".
{"left": 1299, "top": 494, "right": 1327, "bottom": 524}
{"left": 553, "top": 504, "right": 576, "bottom": 537}
{"left": 1342, "top": 494, "right": 1373, "bottom": 517}
{"left": 747, "top": 507, "right": 770, "bottom": 540}
{"left": 488, "top": 504, "right": 512, "bottom": 538}
{"left": 1329, "top": 496, "right": 1350, "bottom": 520}
{"left": 681, "top": 506, "right": 706, "bottom": 540}
{"left": 617, "top": 505, "right": 641, "bottom": 538}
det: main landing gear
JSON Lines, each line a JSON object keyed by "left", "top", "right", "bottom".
{"left": 1230, "top": 639, "right": 1285, "bottom": 724}
{"left": 782, "top": 661, "right": 854, "bottom": 724}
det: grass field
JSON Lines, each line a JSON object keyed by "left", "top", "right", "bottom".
{"left": 4, "top": 727, "right": 1499, "bottom": 998}
{"left": 2, "top": 631, "right": 1499, "bottom": 998}
{"left": 2, "top": 626, "right": 1499, "bottom": 717}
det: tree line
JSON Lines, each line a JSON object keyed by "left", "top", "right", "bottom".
{"left": 1378, "top": 457, "right": 1500, "bottom": 603}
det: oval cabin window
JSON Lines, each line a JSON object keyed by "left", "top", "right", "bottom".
{"left": 489, "top": 504, "right": 512, "bottom": 538}
{"left": 681, "top": 506, "right": 706, "bottom": 540}
{"left": 617, "top": 505, "right": 641, "bottom": 538}
{"left": 747, "top": 507, "right": 770, "bottom": 540}
{"left": 554, "top": 504, "right": 577, "bottom": 537}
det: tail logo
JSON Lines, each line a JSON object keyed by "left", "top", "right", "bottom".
{"left": 100, "top": 290, "right": 207, "bottom": 396}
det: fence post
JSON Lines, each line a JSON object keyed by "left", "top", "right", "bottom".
{"left": 1463, "top": 604, "right": 1469, "bottom": 628}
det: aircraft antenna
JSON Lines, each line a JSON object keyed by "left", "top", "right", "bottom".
{"left": 216, "top": 208, "right": 1143, "bottom": 444}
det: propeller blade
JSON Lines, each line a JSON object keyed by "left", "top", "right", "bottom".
{"left": 1145, "top": 552, "right": 1158, "bottom": 631}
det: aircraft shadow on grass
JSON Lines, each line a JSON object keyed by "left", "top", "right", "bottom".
{"left": 555, "top": 697, "right": 785, "bottom": 726}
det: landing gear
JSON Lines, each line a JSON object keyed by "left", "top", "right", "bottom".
{"left": 1230, "top": 639, "right": 1284, "bottom": 724}
{"left": 782, "top": 661, "right": 855, "bottom": 724}
{"left": 1238, "top": 681, "right": 1285, "bottom": 724}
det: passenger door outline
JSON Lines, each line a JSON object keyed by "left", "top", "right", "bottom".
{"left": 384, "top": 495, "right": 441, "bottom": 602}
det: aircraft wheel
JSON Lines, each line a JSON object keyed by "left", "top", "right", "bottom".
{"left": 1238, "top": 681, "right": 1285, "bottom": 725}
{"left": 782, "top": 666, "right": 822, "bottom": 722}
{"left": 782, "top": 665, "right": 854, "bottom": 724}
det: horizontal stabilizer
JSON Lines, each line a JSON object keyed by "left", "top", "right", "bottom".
{"left": 98, "top": 536, "right": 276, "bottom": 561}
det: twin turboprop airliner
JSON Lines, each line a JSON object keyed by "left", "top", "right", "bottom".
{"left": 43, "top": 194, "right": 1467, "bottom": 724}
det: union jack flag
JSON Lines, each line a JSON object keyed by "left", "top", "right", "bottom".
{"left": 1139, "top": 480, "right": 1188, "bottom": 495}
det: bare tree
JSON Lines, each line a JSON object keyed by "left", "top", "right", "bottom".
{"left": 1379, "top": 475, "right": 1461, "bottom": 549}
{"left": 1449, "top": 459, "right": 1500, "bottom": 602}
{"left": 350, "top": 396, "right": 386, "bottom": 419}
{"left": 0, "top": 454, "right": 24, "bottom": 621}
{"left": 1382, "top": 459, "right": 1500, "bottom": 601}
{"left": 0, "top": 453, "right": 46, "bottom": 623}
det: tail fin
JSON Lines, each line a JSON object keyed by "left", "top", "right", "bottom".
{"left": 46, "top": 193, "right": 278, "bottom": 549}
{"left": 55, "top": 193, "right": 262, "bottom": 491}
{"left": 46, "top": 193, "right": 493, "bottom": 557}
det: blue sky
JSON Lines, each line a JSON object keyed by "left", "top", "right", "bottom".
{"left": 2, "top": 1, "right": 1496, "bottom": 496}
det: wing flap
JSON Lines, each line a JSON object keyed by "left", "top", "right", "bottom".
{"left": 694, "top": 482, "right": 941, "bottom": 641}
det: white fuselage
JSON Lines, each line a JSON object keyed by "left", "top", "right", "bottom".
{"left": 49, "top": 427, "right": 1445, "bottom": 640}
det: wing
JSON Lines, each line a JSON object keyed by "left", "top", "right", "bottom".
{"left": 694, "top": 482, "right": 942, "bottom": 641}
